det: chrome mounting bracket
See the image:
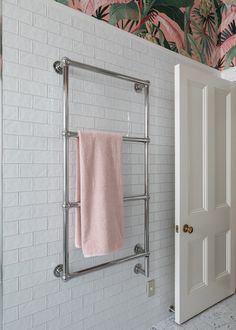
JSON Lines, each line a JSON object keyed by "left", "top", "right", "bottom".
{"left": 54, "top": 264, "right": 63, "bottom": 278}
{"left": 134, "top": 243, "right": 145, "bottom": 254}
{"left": 134, "top": 263, "right": 145, "bottom": 275}
{"left": 53, "top": 61, "right": 63, "bottom": 75}
{"left": 134, "top": 244, "right": 145, "bottom": 275}
{"left": 134, "top": 83, "right": 145, "bottom": 93}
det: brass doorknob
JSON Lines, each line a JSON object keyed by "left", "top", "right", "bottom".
{"left": 183, "top": 224, "right": 193, "bottom": 234}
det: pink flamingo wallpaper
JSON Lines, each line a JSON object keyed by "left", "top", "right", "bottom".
{"left": 55, "top": 0, "right": 236, "bottom": 70}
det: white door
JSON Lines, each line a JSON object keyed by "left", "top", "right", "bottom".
{"left": 175, "top": 64, "right": 236, "bottom": 324}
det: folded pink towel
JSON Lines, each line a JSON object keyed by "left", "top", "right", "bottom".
{"left": 75, "top": 131, "right": 124, "bottom": 257}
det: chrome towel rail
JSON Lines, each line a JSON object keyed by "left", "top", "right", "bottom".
{"left": 62, "top": 130, "right": 150, "bottom": 143}
{"left": 54, "top": 57, "right": 150, "bottom": 85}
{"left": 62, "top": 195, "right": 150, "bottom": 209}
{"left": 53, "top": 57, "right": 150, "bottom": 281}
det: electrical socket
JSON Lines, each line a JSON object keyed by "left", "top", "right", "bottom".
{"left": 147, "top": 279, "right": 155, "bottom": 297}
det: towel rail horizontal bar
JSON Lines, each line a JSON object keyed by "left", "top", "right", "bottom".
{"left": 62, "top": 194, "right": 150, "bottom": 209}
{"left": 55, "top": 251, "right": 149, "bottom": 281}
{"left": 124, "top": 194, "right": 150, "bottom": 202}
{"left": 54, "top": 57, "right": 150, "bottom": 86}
{"left": 69, "top": 252, "right": 149, "bottom": 279}
{"left": 62, "top": 130, "right": 150, "bottom": 143}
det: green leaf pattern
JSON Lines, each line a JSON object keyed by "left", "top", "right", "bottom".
{"left": 55, "top": 0, "right": 236, "bottom": 70}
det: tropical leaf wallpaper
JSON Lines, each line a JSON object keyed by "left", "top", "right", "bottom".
{"left": 55, "top": 0, "right": 236, "bottom": 70}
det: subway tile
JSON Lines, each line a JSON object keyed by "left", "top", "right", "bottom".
{"left": 4, "top": 233, "right": 33, "bottom": 251}
{"left": 4, "top": 288, "right": 32, "bottom": 309}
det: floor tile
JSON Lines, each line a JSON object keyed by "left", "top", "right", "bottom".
{"left": 151, "top": 295, "right": 236, "bottom": 330}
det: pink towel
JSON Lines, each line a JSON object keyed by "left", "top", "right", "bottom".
{"left": 75, "top": 131, "right": 124, "bottom": 257}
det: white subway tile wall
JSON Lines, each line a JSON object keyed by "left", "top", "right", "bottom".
{"left": 1, "top": 0, "right": 219, "bottom": 329}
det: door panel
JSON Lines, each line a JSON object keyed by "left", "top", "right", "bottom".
{"left": 215, "top": 90, "right": 227, "bottom": 207}
{"left": 188, "top": 237, "right": 208, "bottom": 292}
{"left": 188, "top": 81, "right": 206, "bottom": 213}
{"left": 215, "top": 231, "right": 229, "bottom": 278}
{"left": 175, "top": 64, "right": 236, "bottom": 324}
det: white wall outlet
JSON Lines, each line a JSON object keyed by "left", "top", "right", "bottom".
{"left": 147, "top": 279, "right": 155, "bottom": 297}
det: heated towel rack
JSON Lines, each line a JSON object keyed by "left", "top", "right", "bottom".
{"left": 53, "top": 57, "right": 150, "bottom": 281}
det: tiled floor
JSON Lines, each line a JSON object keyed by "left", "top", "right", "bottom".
{"left": 151, "top": 294, "right": 236, "bottom": 329}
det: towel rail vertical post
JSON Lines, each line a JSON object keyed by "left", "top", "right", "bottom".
{"left": 144, "top": 84, "right": 150, "bottom": 277}
{"left": 62, "top": 62, "right": 70, "bottom": 281}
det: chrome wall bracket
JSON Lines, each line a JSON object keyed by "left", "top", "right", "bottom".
{"left": 134, "top": 263, "right": 145, "bottom": 275}
{"left": 134, "top": 244, "right": 145, "bottom": 254}
{"left": 54, "top": 264, "right": 63, "bottom": 278}
{"left": 53, "top": 57, "right": 70, "bottom": 75}
{"left": 134, "top": 83, "right": 145, "bottom": 93}
{"left": 53, "top": 61, "right": 63, "bottom": 75}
